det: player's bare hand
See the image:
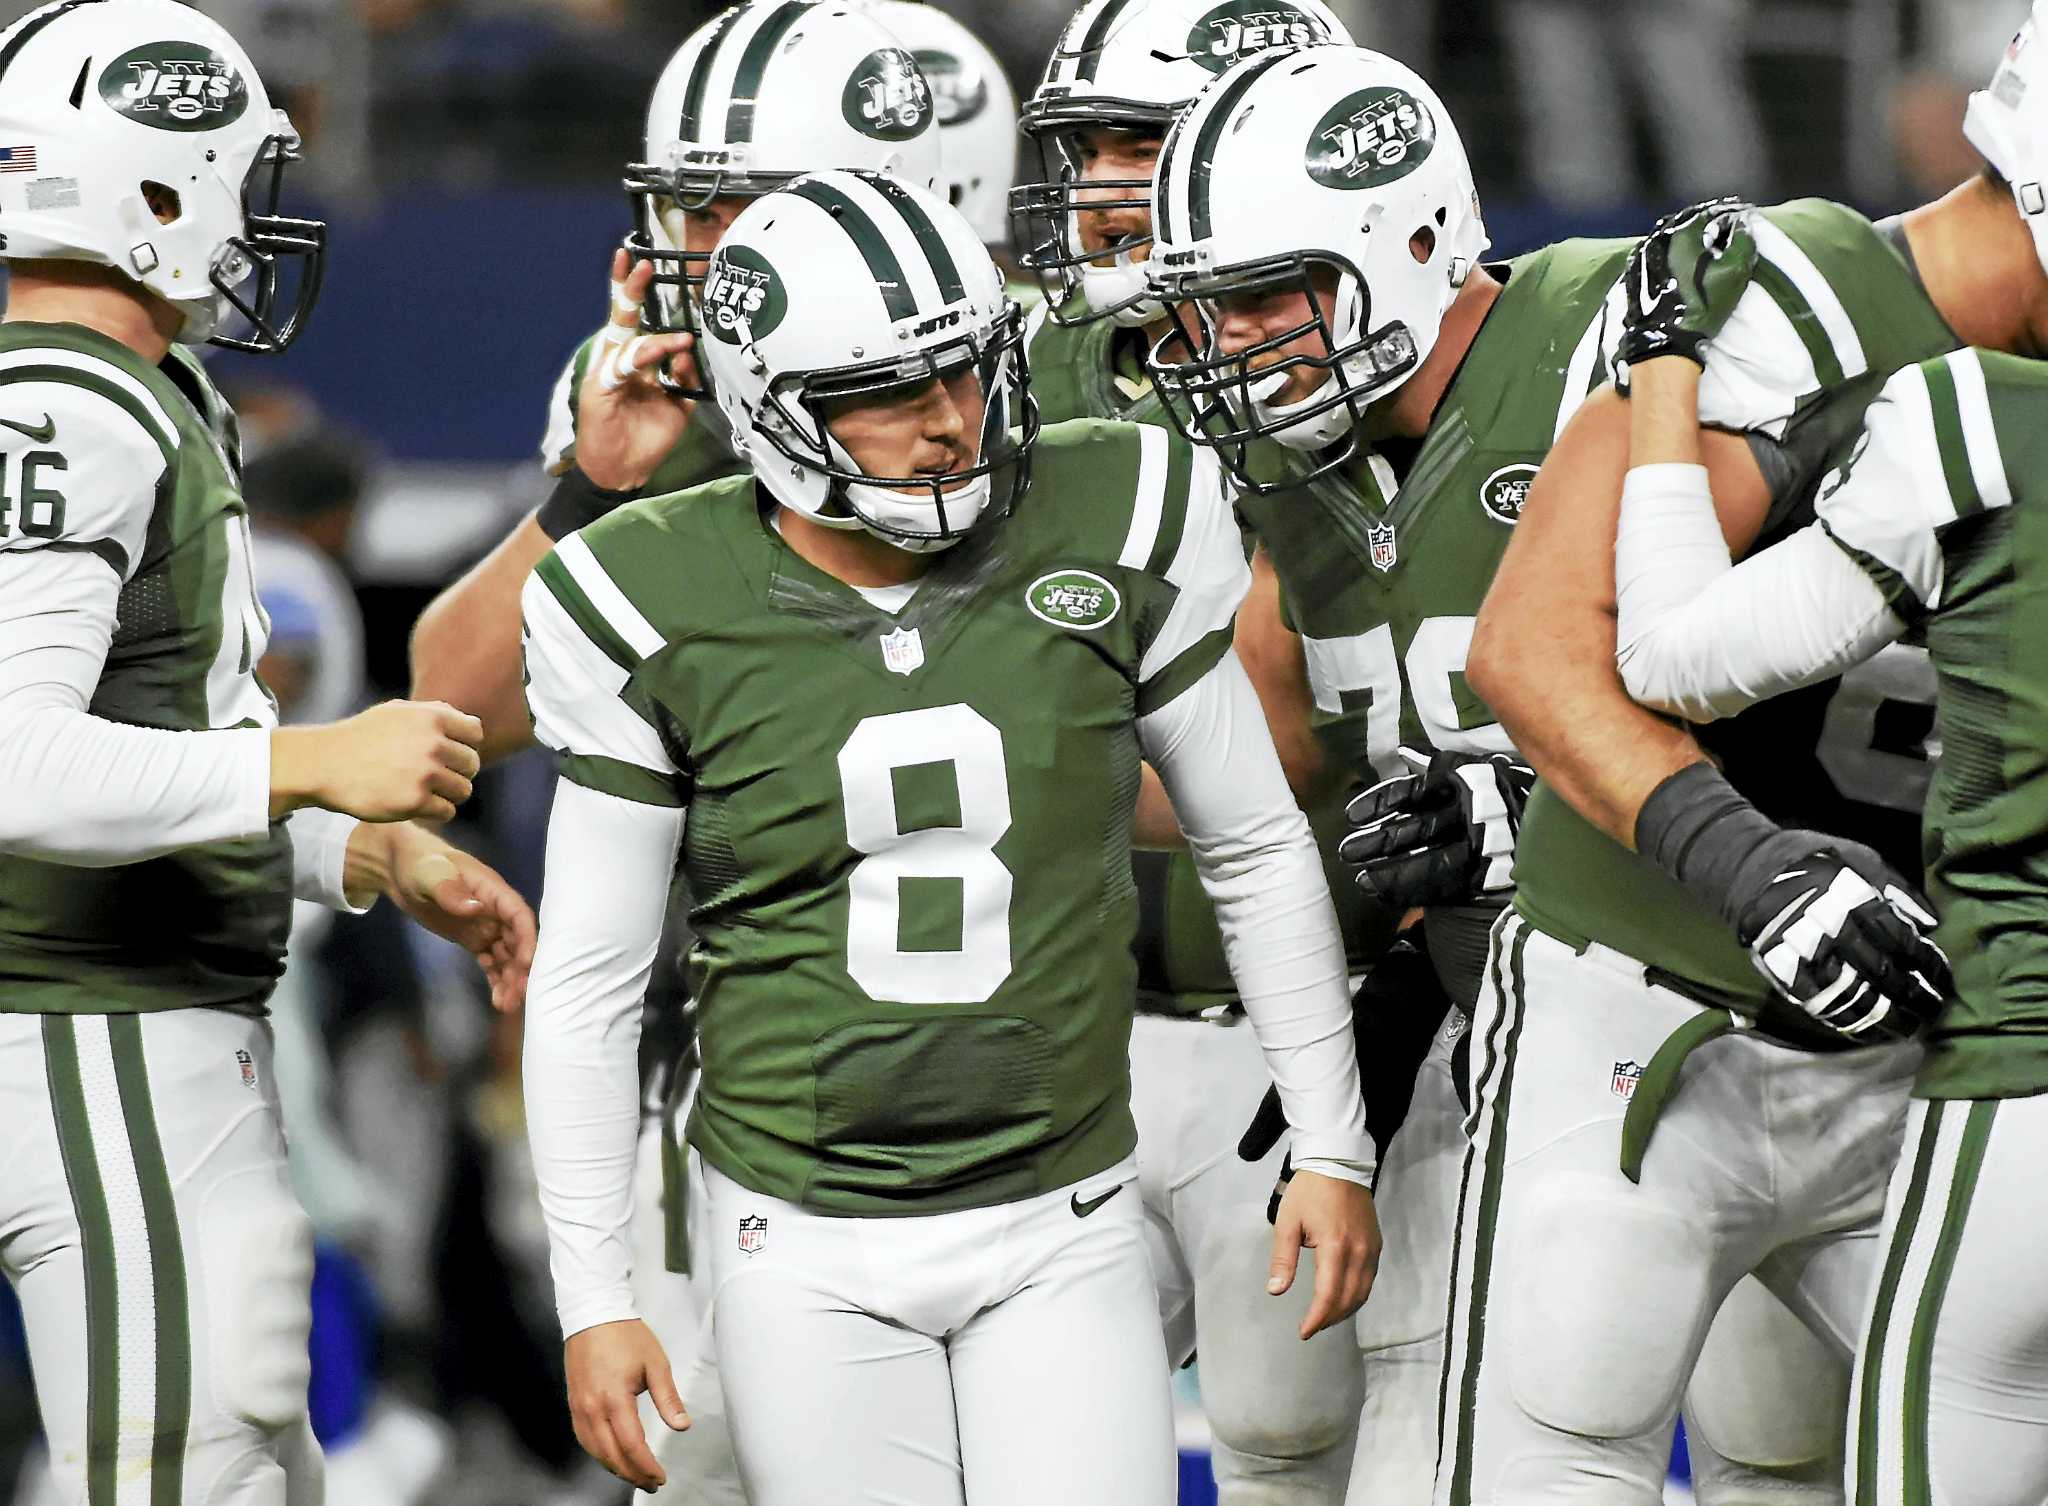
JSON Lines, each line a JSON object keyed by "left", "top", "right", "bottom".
{"left": 1269, "top": 1169, "right": 1380, "bottom": 1339}
{"left": 574, "top": 249, "right": 699, "bottom": 491}
{"left": 352, "top": 823, "right": 536, "bottom": 1011}
{"left": 565, "top": 1319, "right": 689, "bottom": 1494}
{"left": 271, "top": 701, "right": 484, "bottom": 824}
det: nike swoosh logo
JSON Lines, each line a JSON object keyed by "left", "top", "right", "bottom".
{"left": 1070, "top": 1184, "right": 1125, "bottom": 1218}
{"left": 0, "top": 414, "right": 55, "bottom": 443}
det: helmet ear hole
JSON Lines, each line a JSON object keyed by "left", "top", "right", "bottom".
{"left": 1409, "top": 225, "right": 1436, "bottom": 264}
{"left": 141, "top": 182, "right": 183, "bottom": 226}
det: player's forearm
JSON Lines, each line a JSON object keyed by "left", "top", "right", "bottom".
{"left": 525, "top": 779, "right": 681, "bottom": 1339}
{"left": 1142, "top": 654, "right": 1371, "bottom": 1180}
{"left": 410, "top": 512, "right": 554, "bottom": 764}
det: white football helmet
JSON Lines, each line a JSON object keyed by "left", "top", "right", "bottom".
{"left": 1146, "top": 45, "right": 1486, "bottom": 490}
{"left": 699, "top": 169, "right": 1036, "bottom": 552}
{"left": 1966, "top": 1, "right": 2048, "bottom": 276}
{"left": 0, "top": 0, "right": 324, "bottom": 350}
{"left": 626, "top": 0, "right": 945, "bottom": 349}
{"left": 1015, "top": 0, "right": 1350, "bottom": 327}
{"left": 862, "top": 2, "right": 1017, "bottom": 247}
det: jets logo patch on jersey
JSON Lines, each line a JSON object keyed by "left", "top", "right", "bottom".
{"left": 1186, "top": 1, "right": 1326, "bottom": 75}
{"left": 702, "top": 246, "right": 789, "bottom": 344}
{"left": 914, "top": 48, "right": 987, "bottom": 125}
{"left": 1306, "top": 86, "right": 1436, "bottom": 191}
{"left": 1481, "top": 464, "right": 1538, "bottom": 526}
{"left": 843, "top": 48, "right": 933, "bottom": 141}
{"left": 101, "top": 43, "right": 249, "bottom": 130}
{"left": 1027, "top": 569, "right": 1121, "bottom": 630}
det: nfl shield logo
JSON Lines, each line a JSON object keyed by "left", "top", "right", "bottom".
{"left": 1611, "top": 1060, "right": 1644, "bottom": 1101}
{"left": 737, "top": 1215, "right": 767, "bottom": 1255}
{"left": 879, "top": 625, "right": 924, "bottom": 676}
{"left": 1368, "top": 521, "right": 1398, "bottom": 573}
{"left": 235, "top": 1049, "right": 257, "bottom": 1090}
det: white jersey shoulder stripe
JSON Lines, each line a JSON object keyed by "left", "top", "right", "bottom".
{"left": 0, "top": 346, "right": 181, "bottom": 457}
{"left": 1942, "top": 350, "right": 2013, "bottom": 514}
{"left": 553, "top": 532, "right": 668, "bottom": 661}
{"left": 1750, "top": 218, "right": 1869, "bottom": 382}
{"left": 1117, "top": 422, "right": 1170, "bottom": 569}
{"left": 1556, "top": 276, "right": 1627, "bottom": 441}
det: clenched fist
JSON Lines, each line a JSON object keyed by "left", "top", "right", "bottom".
{"left": 270, "top": 700, "right": 484, "bottom": 824}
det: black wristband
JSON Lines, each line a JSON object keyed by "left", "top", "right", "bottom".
{"left": 536, "top": 466, "right": 639, "bottom": 542}
{"left": 1634, "top": 761, "right": 1783, "bottom": 931}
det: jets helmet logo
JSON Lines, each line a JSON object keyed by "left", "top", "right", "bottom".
{"left": 700, "top": 245, "right": 788, "bottom": 345}
{"left": 1305, "top": 86, "right": 1437, "bottom": 191}
{"left": 913, "top": 48, "right": 988, "bottom": 126}
{"left": 843, "top": 48, "right": 933, "bottom": 141}
{"left": 1026, "top": 569, "right": 1122, "bottom": 631}
{"left": 1186, "top": 1, "right": 1325, "bottom": 75}
{"left": 100, "top": 44, "right": 250, "bottom": 131}
{"left": 1481, "top": 464, "right": 1538, "bottom": 526}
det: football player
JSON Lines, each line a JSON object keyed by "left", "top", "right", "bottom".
{"left": 1012, "top": 4, "right": 1400, "bottom": 1502}
{"left": 410, "top": 0, "right": 945, "bottom": 759}
{"left": 1608, "top": 284, "right": 2048, "bottom": 1506}
{"left": 1451, "top": 9, "right": 2048, "bottom": 1501}
{"left": 1142, "top": 42, "right": 1955, "bottom": 1506}
{"left": 0, "top": 2, "right": 534, "bottom": 1500}
{"left": 519, "top": 168, "right": 1379, "bottom": 1505}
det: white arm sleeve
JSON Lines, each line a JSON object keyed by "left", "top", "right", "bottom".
{"left": 1141, "top": 649, "right": 1373, "bottom": 1184}
{"left": 284, "top": 807, "right": 368, "bottom": 911}
{"left": 0, "top": 549, "right": 270, "bottom": 863}
{"left": 524, "top": 777, "right": 684, "bottom": 1339}
{"left": 1613, "top": 462, "right": 1906, "bottom": 723}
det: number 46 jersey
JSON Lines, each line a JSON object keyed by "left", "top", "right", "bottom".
{"left": 522, "top": 419, "right": 1249, "bottom": 1216}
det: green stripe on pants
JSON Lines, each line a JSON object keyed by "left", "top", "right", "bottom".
{"left": 1901, "top": 1100, "right": 1996, "bottom": 1506}
{"left": 108, "top": 1015, "right": 191, "bottom": 1506}
{"left": 42, "top": 1015, "right": 118, "bottom": 1506}
{"left": 1448, "top": 920, "right": 1531, "bottom": 1506}
{"left": 1856, "top": 1101, "right": 1946, "bottom": 1506}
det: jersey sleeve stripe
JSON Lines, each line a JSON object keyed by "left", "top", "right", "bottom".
{"left": 1558, "top": 278, "right": 1625, "bottom": 440}
{"left": 1135, "top": 624, "right": 1234, "bottom": 717}
{"left": 1750, "top": 259, "right": 1844, "bottom": 390}
{"left": 533, "top": 551, "right": 639, "bottom": 674}
{"left": 0, "top": 348, "right": 180, "bottom": 458}
{"left": 31, "top": 536, "right": 131, "bottom": 576}
{"left": 1920, "top": 356, "right": 1984, "bottom": 519}
{"left": 1750, "top": 217, "right": 1869, "bottom": 385}
{"left": 554, "top": 533, "right": 668, "bottom": 659}
{"left": 1146, "top": 429, "right": 1196, "bottom": 579}
{"left": 0, "top": 366, "right": 177, "bottom": 481}
{"left": 557, "top": 751, "right": 687, "bottom": 807}
{"left": 1942, "top": 350, "right": 2013, "bottom": 515}
{"left": 1116, "top": 423, "right": 1169, "bottom": 569}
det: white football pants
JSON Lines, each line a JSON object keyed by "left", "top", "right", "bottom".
{"left": 1130, "top": 1012, "right": 1366, "bottom": 1506}
{"left": 1848, "top": 1091, "right": 2048, "bottom": 1506}
{"left": 700, "top": 1154, "right": 1176, "bottom": 1506}
{"left": 1438, "top": 914, "right": 1919, "bottom": 1506}
{"left": 0, "top": 1009, "right": 324, "bottom": 1506}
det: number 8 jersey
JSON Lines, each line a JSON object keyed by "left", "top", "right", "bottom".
{"left": 521, "top": 418, "right": 1248, "bottom": 1215}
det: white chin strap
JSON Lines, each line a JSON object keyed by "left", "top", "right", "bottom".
{"left": 1244, "top": 367, "right": 1356, "bottom": 453}
{"left": 843, "top": 471, "right": 990, "bottom": 552}
{"left": 1081, "top": 255, "right": 1158, "bottom": 328}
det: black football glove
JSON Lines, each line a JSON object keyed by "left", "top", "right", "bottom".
{"left": 1615, "top": 197, "right": 1757, "bottom": 376}
{"left": 1638, "top": 764, "right": 1951, "bottom": 1045}
{"left": 1338, "top": 749, "right": 1536, "bottom": 910}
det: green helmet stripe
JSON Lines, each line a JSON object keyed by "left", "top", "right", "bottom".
{"left": 1154, "top": 98, "right": 1190, "bottom": 245}
{"left": 867, "top": 175, "right": 965, "bottom": 304}
{"left": 0, "top": 0, "right": 105, "bottom": 88}
{"left": 1187, "top": 51, "right": 1292, "bottom": 240}
{"left": 791, "top": 178, "right": 918, "bottom": 322}
{"left": 725, "top": 0, "right": 810, "bottom": 144}
{"left": 678, "top": 3, "right": 747, "bottom": 143}
{"left": 1073, "top": 0, "right": 1137, "bottom": 84}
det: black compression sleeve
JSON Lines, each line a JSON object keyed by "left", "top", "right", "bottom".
{"left": 536, "top": 467, "right": 639, "bottom": 542}
{"left": 1634, "top": 762, "right": 1787, "bottom": 931}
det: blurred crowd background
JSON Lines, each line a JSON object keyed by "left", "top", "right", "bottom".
{"left": 0, "top": 1, "right": 2027, "bottom": 1502}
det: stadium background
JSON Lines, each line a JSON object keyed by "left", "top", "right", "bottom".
{"left": 0, "top": 0, "right": 2021, "bottom": 1500}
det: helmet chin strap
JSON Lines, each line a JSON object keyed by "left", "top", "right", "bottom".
{"left": 1244, "top": 368, "right": 1357, "bottom": 453}
{"left": 842, "top": 471, "right": 989, "bottom": 552}
{"left": 1081, "top": 253, "right": 1158, "bottom": 328}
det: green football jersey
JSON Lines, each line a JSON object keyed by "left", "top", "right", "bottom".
{"left": 1805, "top": 349, "right": 2048, "bottom": 1097}
{"left": 0, "top": 323, "right": 293, "bottom": 1014}
{"left": 523, "top": 419, "right": 1250, "bottom": 1213}
{"left": 1512, "top": 200, "right": 1960, "bottom": 1006}
{"left": 539, "top": 328, "right": 743, "bottom": 496}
